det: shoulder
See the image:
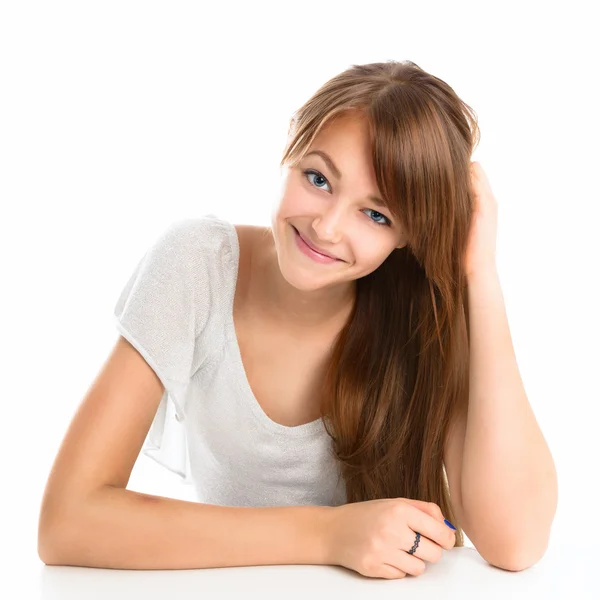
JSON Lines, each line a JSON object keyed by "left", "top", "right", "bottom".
{"left": 161, "top": 216, "right": 269, "bottom": 277}
{"left": 164, "top": 215, "right": 230, "bottom": 246}
{"left": 148, "top": 215, "right": 241, "bottom": 268}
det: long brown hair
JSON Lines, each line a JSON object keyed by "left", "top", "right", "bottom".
{"left": 279, "top": 60, "right": 480, "bottom": 548}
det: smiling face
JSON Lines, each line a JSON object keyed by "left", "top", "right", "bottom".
{"left": 270, "top": 112, "right": 408, "bottom": 292}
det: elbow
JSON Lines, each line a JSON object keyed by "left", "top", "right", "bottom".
{"left": 38, "top": 508, "right": 73, "bottom": 566}
{"left": 509, "top": 537, "right": 551, "bottom": 572}
{"left": 38, "top": 515, "right": 61, "bottom": 565}
{"left": 38, "top": 525, "right": 60, "bottom": 566}
{"left": 481, "top": 533, "right": 551, "bottom": 572}
{"left": 38, "top": 543, "right": 61, "bottom": 566}
{"left": 485, "top": 548, "right": 547, "bottom": 572}
{"left": 39, "top": 525, "right": 78, "bottom": 567}
{"left": 467, "top": 492, "right": 557, "bottom": 572}
{"left": 484, "top": 550, "right": 541, "bottom": 572}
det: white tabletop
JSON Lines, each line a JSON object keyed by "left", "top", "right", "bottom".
{"left": 9, "top": 542, "right": 597, "bottom": 599}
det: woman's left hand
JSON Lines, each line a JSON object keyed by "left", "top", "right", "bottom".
{"left": 464, "top": 161, "right": 499, "bottom": 280}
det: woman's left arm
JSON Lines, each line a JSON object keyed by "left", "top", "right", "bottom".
{"left": 462, "top": 267, "right": 558, "bottom": 570}
{"left": 459, "top": 163, "right": 558, "bottom": 571}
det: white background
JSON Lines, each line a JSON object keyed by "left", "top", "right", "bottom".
{"left": 1, "top": 0, "right": 598, "bottom": 583}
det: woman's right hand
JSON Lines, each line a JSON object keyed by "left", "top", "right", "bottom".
{"left": 325, "top": 498, "right": 457, "bottom": 579}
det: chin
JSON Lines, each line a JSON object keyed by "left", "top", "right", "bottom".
{"left": 280, "top": 266, "right": 332, "bottom": 292}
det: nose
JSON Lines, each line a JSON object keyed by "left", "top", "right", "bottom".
{"left": 311, "top": 205, "right": 346, "bottom": 244}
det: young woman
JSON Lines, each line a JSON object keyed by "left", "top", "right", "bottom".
{"left": 38, "top": 60, "right": 556, "bottom": 578}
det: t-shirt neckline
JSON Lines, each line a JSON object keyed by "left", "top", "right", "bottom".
{"left": 216, "top": 216, "right": 326, "bottom": 438}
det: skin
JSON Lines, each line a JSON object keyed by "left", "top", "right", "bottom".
{"left": 250, "top": 112, "right": 409, "bottom": 332}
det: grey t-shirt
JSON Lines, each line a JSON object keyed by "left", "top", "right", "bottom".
{"left": 113, "top": 213, "right": 346, "bottom": 507}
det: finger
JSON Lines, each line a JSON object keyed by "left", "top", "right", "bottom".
{"left": 378, "top": 528, "right": 446, "bottom": 579}
{"left": 402, "top": 528, "right": 446, "bottom": 564}
{"left": 385, "top": 547, "right": 427, "bottom": 577}
{"left": 401, "top": 499, "right": 446, "bottom": 523}
{"left": 408, "top": 507, "right": 457, "bottom": 551}
{"left": 377, "top": 563, "right": 407, "bottom": 580}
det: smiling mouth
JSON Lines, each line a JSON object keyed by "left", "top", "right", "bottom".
{"left": 292, "top": 226, "right": 343, "bottom": 261}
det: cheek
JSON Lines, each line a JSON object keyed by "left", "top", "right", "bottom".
{"left": 278, "top": 188, "right": 311, "bottom": 216}
{"left": 366, "top": 253, "right": 387, "bottom": 268}
{"left": 352, "top": 246, "right": 392, "bottom": 272}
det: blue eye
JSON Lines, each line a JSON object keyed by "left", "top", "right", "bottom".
{"left": 364, "top": 209, "right": 391, "bottom": 227}
{"left": 303, "top": 169, "right": 331, "bottom": 192}
{"left": 302, "top": 169, "right": 392, "bottom": 227}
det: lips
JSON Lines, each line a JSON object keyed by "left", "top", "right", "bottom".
{"left": 293, "top": 227, "right": 340, "bottom": 260}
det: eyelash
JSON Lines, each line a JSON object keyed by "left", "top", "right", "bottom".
{"left": 302, "top": 169, "right": 392, "bottom": 228}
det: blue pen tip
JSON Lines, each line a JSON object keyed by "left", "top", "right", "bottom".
{"left": 444, "top": 519, "right": 457, "bottom": 530}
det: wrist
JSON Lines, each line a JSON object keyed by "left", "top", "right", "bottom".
{"left": 317, "top": 505, "right": 341, "bottom": 566}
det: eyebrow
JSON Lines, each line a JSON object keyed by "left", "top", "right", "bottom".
{"left": 304, "top": 149, "right": 387, "bottom": 208}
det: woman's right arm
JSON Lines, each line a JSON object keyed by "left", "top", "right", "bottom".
{"left": 40, "top": 485, "right": 334, "bottom": 570}
{"left": 37, "top": 335, "right": 335, "bottom": 570}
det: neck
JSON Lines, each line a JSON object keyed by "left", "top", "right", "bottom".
{"left": 252, "top": 227, "right": 356, "bottom": 331}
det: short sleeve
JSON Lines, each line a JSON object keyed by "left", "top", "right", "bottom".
{"left": 112, "top": 217, "right": 215, "bottom": 484}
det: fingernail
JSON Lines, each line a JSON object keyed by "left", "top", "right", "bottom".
{"left": 444, "top": 519, "right": 456, "bottom": 530}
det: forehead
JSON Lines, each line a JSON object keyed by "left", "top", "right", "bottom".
{"left": 304, "top": 114, "right": 374, "bottom": 174}
{"left": 303, "top": 114, "right": 385, "bottom": 203}
{"left": 312, "top": 111, "right": 371, "bottom": 146}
